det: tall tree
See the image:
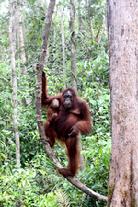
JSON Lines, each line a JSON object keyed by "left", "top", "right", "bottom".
{"left": 61, "top": 8, "right": 66, "bottom": 87}
{"left": 86, "top": 0, "right": 93, "bottom": 39}
{"left": 108, "top": 0, "right": 138, "bottom": 206}
{"left": 16, "top": 0, "right": 31, "bottom": 105}
{"left": 36, "top": 0, "right": 56, "bottom": 122}
{"left": 9, "top": 0, "right": 20, "bottom": 168}
{"left": 17, "top": 0, "right": 27, "bottom": 75}
{"left": 70, "top": 0, "right": 77, "bottom": 90}
{"left": 77, "top": 0, "right": 83, "bottom": 32}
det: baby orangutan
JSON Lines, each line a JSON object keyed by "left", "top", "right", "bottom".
{"left": 47, "top": 98, "right": 60, "bottom": 122}
{"left": 44, "top": 98, "right": 60, "bottom": 147}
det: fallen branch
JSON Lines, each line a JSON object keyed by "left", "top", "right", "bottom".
{"left": 35, "top": 0, "right": 108, "bottom": 202}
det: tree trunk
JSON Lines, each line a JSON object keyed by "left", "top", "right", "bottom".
{"left": 108, "top": 0, "right": 138, "bottom": 206}
{"left": 16, "top": 0, "right": 31, "bottom": 105}
{"left": 86, "top": 0, "right": 93, "bottom": 39}
{"left": 36, "top": 0, "right": 56, "bottom": 121}
{"left": 9, "top": 0, "right": 20, "bottom": 168}
{"left": 70, "top": 0, "right": 77, "bottom": 90}
{"left": 61, "top": 8, "right": 66, "bottom": 87}
{"left": 77, "top": 0, "right": 83, "bottom": 32}
{"left": 17, "top": 0, "right": 27, "bottom": 75}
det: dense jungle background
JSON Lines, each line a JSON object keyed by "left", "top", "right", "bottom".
{"left": 0, "top": 0, "right": 110, "bottom": 206}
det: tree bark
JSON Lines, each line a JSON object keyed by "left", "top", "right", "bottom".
{"left": 36, "top": 0, "right": 56, "bottom": 125}
{"left": 77, "top": 0, "right": 83, "bottom": 32}
{"left": 70, "top": 0, "right": 77, "bottom": 90}
{"left": 86, "top": 0, "right": 93, "bottom": 39}
{"left": 61, "top": 8, "right": 66, "bottom": 87}
{"left": 9, "top": 0, "right": 20, "bottom": 168}
{"left": 16, "top": 0, "right": 31, "bottom": 105}
{"left": 108, "top": 0, "right": 138, "bottom": 206}
{"left": 17, "top": 0, "right": 27, "bottom": 75}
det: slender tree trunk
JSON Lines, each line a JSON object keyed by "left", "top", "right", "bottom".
{"left": 9, "top": 0, "right": 20, "bottom": 168}
{"left": 36, "top": 0, "right": 56, "bottom": 121}
{"left": 70, "top": 0, "right": 77, "bottom": 90}
{"left": 86, "top": 0, "right": 93, "bottom": 39}
{"left": 108, "top": 0, "right": 138, "bottom": 206}
{"left": 17, "top": 0, "right": 27, "bottom": 75}
{"left": 61, "top": 8, "right": 66, "bottom": 87}
{"left": 77, "top": 0, "right": 83, "bottom": 32}
{"left": 16, "top": 0, "right": 31, "bottom": 105}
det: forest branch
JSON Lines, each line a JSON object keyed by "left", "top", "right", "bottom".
{"left": 35, "top": 0, "right": 108, "bottom": 202}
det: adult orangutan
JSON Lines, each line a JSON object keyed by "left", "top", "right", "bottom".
{"left": 42, "top": 72, "right": 92, "bottom": 177}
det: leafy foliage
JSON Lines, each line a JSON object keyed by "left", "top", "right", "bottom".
{"left": 0, "top": 0, "right": 109, "bottom": 206}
